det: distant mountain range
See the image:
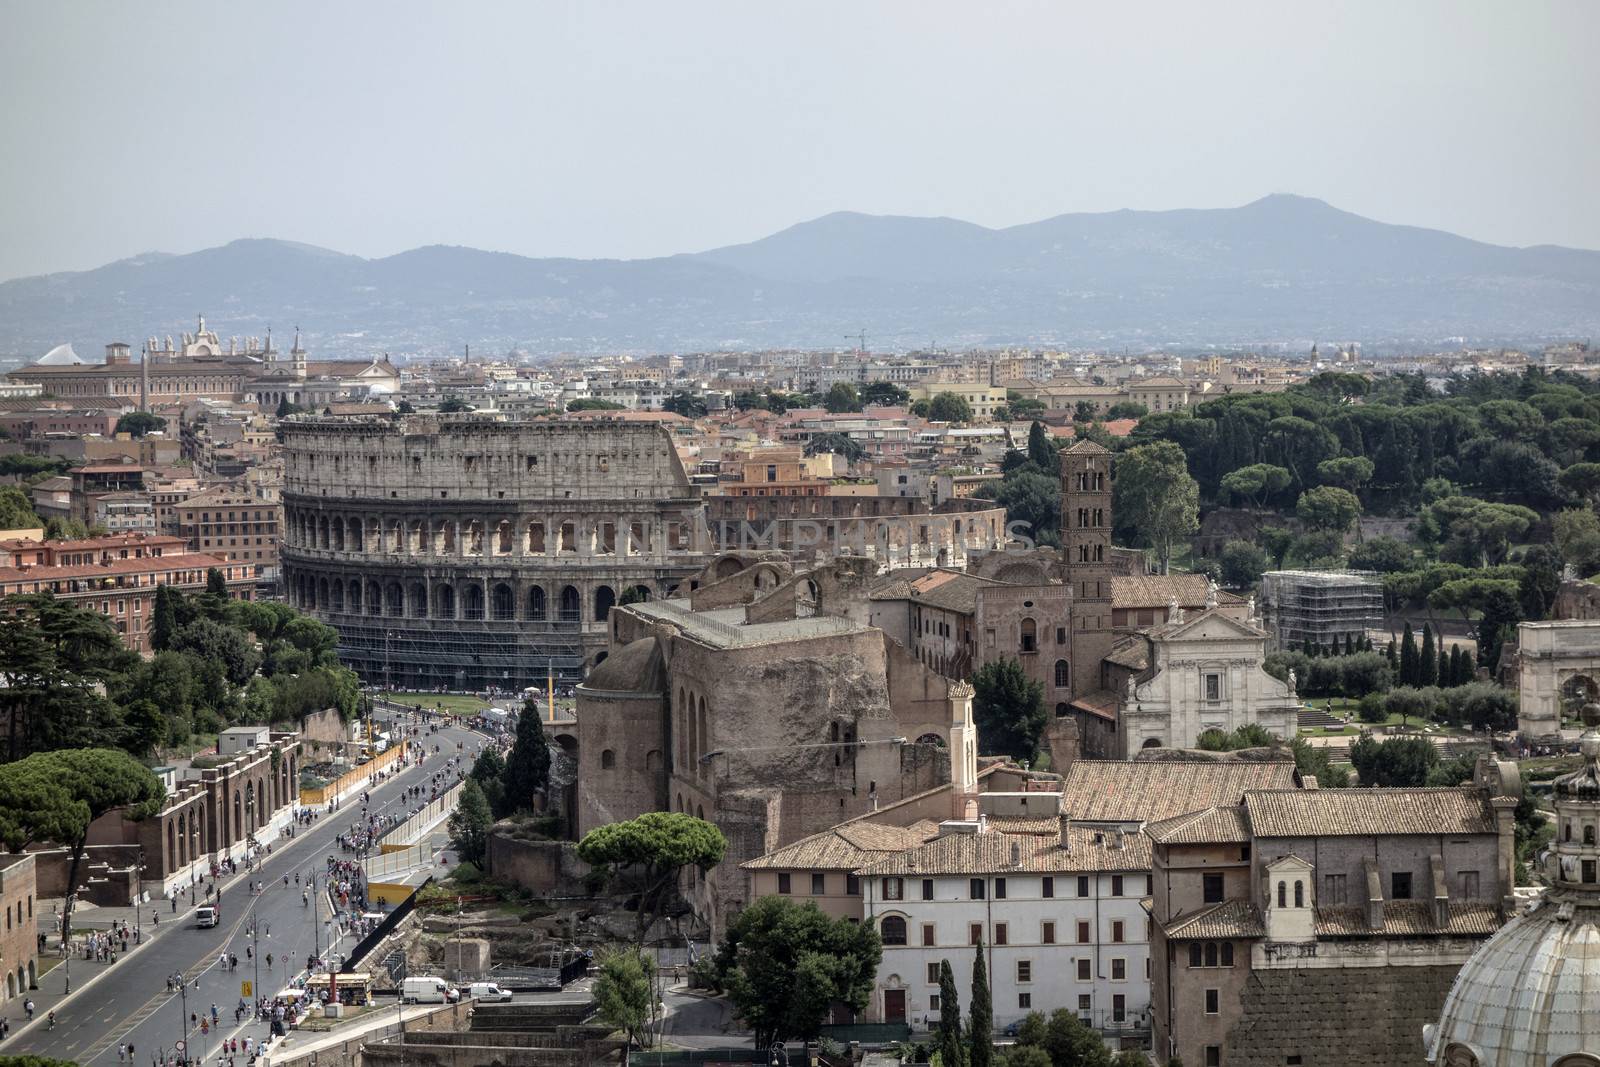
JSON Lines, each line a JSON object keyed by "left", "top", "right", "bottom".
{"left": 3, "top": 195, "right": 1597, "bottom": 359}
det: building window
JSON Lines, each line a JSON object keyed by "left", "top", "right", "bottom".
{"left": 1076, "top": 959, "right": 1091, "bottom": 981}
{"left": 994, "top": 878, "right": 1007, "bottom": 900}
{"left": 927, "top": 962, "right": 941, "bottom": 984}
{"left": 1020, "top": 618, "right": 1037, "bottom": 654}
{"left": 1054, "top": 660, "right": 1070, "bottom": 688}
{"left": 847, "top": 874, "right": 860, "bottom": 896}
{"left": 777, "top": 873, "right": 791, "bottom": 894}
{"left": 994, "top": 923, "right": 1008, "bottom": 946}
{"left": 1111, "top": 874, "right": 1124, "bottom": 897}
{"left": 1078, "top": 993, "right": 1092, "bottom": 1013}
{"left": 970, "top": 923, "right": 983, "bottom": 946}
{"left": 922, "top": 923, "right": 936, "bottom": 947}
{"left": 1392, "top": 872, "right": 1413, "bottom": 900}
{"left": 1294, "top": 880, "right": 1304, "bottom": 907}
{"left": 922, "top": 878, "right": 935, "bottom": 901}
{"left": 1043, "top": 876, "right": 1054, "bottom": 899}
{"left": 1056, "top": 626, "right": 1067, "bottom": 645}
{"left": 1324, "top": 873, "right": 1347, "bottom": 905}
{"left": 1112, "top": 994, "right": 1126, "bottom": 1023}
{"left": 1042, "top": 921, "right": 1056, "bottom": 944}
{"left": 812, "top": 873, "right": 826, "bottom": 895}
{"left": 1017, "top": 960, "right": 1032, "bottom": 983}
{"left": 1204, "top": 673, "right": 1222, "bottom": 701}
{"left": 1111, "top": 958, "right": 1126, "bottom": 980}
{"left": 970, "top": 878, "right": 986, "bottom": 900}
{"left": 930, "top": 994, "right": 940, "bottom": 1012}
{"left": 880, "top": 916, "right": 907, "bottom": 946}
{"left": 1461, "top": 870, "right": 1479, "bottom": 898}
{"left": 1077, "top": 920, "right": 1090, "bottom": 943}
{"left": 1277, "top": 881, "right": 1286, "bottom": 908}
{"left": 1205, "top": 989, "right": 1219, "bottom": 1015}
{"left": 1203, "top": 873, "right": 1225, "bottom": 904}
{"left": 1112, "top": 920, "right": 1125, "bottom": 943}
{"left": 1078, "top": 875, "right": 1091, "bottom": 897}
{"left": 1018, "top": 992, "right": 1031, "bottom": 1009}
{"left": 1205, "top": 1047, "right": 1221, "bottom": 1067}
{"left": 883, "top": 877, "right": 904, "bottom": 901}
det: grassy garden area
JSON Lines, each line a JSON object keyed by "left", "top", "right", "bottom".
{"left": 372, "top": 691, "right": 494, "bottom": 716}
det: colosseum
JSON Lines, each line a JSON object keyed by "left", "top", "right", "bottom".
{"left": 280, "top": 414, "right": 712, "bottom": 690}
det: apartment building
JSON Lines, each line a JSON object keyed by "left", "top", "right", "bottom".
{"left": 0, "top": 532, "right": 254, "bottom": 652}
{"left": 859, "top": 819, "right": 1153, "bottom": 1031}
{"left": 174, "top": 483, "right": 282, "bottom": 575}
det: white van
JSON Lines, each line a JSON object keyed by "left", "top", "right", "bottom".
{"left": 465, "top": 982, "right": 513, "bottom": 1002}
{"left": 401, "top": 976, "right": 460, "bottom": 1004}
{"left": 195, "top": 904, "right": 219, "bottom": 928}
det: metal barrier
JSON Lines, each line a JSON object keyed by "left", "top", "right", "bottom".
{"left": 344, "top": 878, "right": 426, "bottom": 968}
{"left": 377, "top": 780, "right": 463, "bottom": 852}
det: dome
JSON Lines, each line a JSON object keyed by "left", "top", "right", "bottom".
{"left": 579, "top": 636, "right": 666, "bottom": 695}
{"left": 35, "top": 342, "right": 83, "bottom": 365}
{"left": 1427, "top": 704, "right": 1600, "bottom": 1065}
{"left": 1423, "top": 896, "right": 1600, "bottom": 1065}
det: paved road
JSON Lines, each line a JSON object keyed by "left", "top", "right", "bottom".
{"left": 6, "top": 715, "right": 483, "bottom": 1067}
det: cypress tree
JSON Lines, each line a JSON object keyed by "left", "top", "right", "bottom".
{"left": 151, "top": 584, "right": 176, "bottom": 651}
{"left": 1385, "top": 637, "right": 1397, "bottom": 670}
{"left": 968, "top": 940, "right": 992, "bottom": 1067}
{"left": 937, "top": 960, "right": 964, "bottom": 1067}
{"left": 1400, "top": 622, "right": 1418, "bottom": 687}
{"left": 1419, "top": 625, "right": 1438, "bottom": 688}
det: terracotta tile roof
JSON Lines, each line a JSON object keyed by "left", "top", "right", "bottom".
{"left": 1062, "top": 761, "right": 1297, "bottom": 824}
{"left": 1242, "top": 787, "right": 1496, "bottom": 838}
{"left": 1067, "top": 689, "right": 1121, "bottom": 723}
{"left": 983, "top": 815, "right": 1061, "bottom": 836}
{"left": 1111, "top": 574, "right": 1214, "bottom": 609}
{"left": 1103, "top": 636, "right": 1149, "bottom": 671}
{"left": 742, "top": 820, "right": 939, "bottom": 871}
{"left": 1145, "top": 805, "right": 1251, "bottom": 845}
{"left": 1163, "top": 899, "right": 1265, "bottom": 939}
{"left": 1314, "top": 901, "right": 1502, "bottom": 938}
{"left": 858, "top": 825, "right": 1152, "bottom": 876}
{"left": 909, "top": 572, "right": 1002, "bottom": 613}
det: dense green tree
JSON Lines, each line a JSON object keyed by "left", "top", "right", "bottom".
{"left": 971, "top": 658, "right": 1047, "bottom": 763}
{"left": 711, "top": 896, "right": 881, "bottom": 1047}
{"left": 929, "top": 392, "right": 974, "bottom": 424}
{"left": 470, "top": 747, "right": 510, "bottom": 818}
{"left": 1289, "top": 736, "right": 1351, "bottom": 787}
{"left": 447, "top": 779, "right": 493, "bottom": 867}
{"left": 151, "top": 584, "right": 178, "bottom": 651}
{"left": 171, "top": 617, "right": 262, "bottom": 686}
{"left": 1553, "top": 508, "right": 1600, "bottom": 575}
{"left": 1350, "top": 734, "right": 1439, "bottom": 788}
{"left": 1419, "top": 625, "right": 1438, "bottom": 689}
{"left": 1518, "top": 543, "right": 1563, "bottom": 620}
{"left": 395, "top": 399, "right": 415, "bottom": 414}
{"left": 1258, "top": 526, "right": 1295, "bottom": 569}
{"left": 803, "top": 432, "right": 866, "bottom": 463}
{"left": 1114, "top": 441, "right": 1200, "bottom": 573}
{"left": 663, "top": 391, "right": 707, "bottom": 418}
{"left": 0, "top": 593, "right": 131, "bottom": 760}
{"left": 861, "top": 381, "right": 911, "bottom": 407}
{"left": 937, "top": 959, "right": 964, "bottom": 1067}
{"left": 1559, "top": 463, "right": 1600, "bottom": 507}
{"left": 1105, "top": 401, "right": 1148, "bottom": 420}
{"left": 968, "top": 940, "right": 993, "bottom": 1067}
{"left": 594, "top": 947, "right": 655, "bottom": 1049}
{"left": 567, "top": 398, "right": 624, "bottom": 412}
{"left": 503, "top": 698, "right": 552, "bottom": 813}
{"left": 0, "top": 485, "right": 42, "bottom": 530}
{"left": 578, "top": 811, "right": 727, "bottom": 940}
{"left": 1073, "top": 401, "right": 1099, "bottom": 423}
{"left": 1218, "top": 540, "right": 1270, "bottom": 589}
{"left": 1219, "top": 463, "right": 1292, "bottom": 509}
{"left": 1295, "top": 486, "right": 1362, "bottom": 536}
{"left": 1347, "top": 536, "right": 1415, "bottom": 573}
{"left": 439, "top": 395, "right": 475, "bottom": 413}
{"left": 1315, "top": 455, "right": 1375, "bottom": 492}
{"left": 1383, "top": 686, "right": 1439, "bottom": 727}
{"left": 989, "top": 468, "right": 1061, "bottom": 549}
{"left": 1418, "top": 496, "right": 1538, "bottom": 567}
{"left": 0, "top": 749, "right": 161, "bottom": 949}
{"left": 824, "top": 383, "right": 863, "bottom": 414}
{"left": 1027, "top": 422, "right": 1058, "bottom": 471}
{"left": 1399, "top": 622, "right": 1418, "bottom": 686}
{"left": 1264, "top": 416, "right": 1340, "bottom": 490}
{"left": 114, "top": 411, "right": 165, "bottom": 438}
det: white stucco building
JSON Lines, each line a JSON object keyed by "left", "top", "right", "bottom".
{"left": 858, "top": 816, "right": 1153, "bottom": 1032}
{"left": 1116, "top": 606, "right": 1301, "bottom": 755}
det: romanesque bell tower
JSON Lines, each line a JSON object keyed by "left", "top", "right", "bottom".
{"left": 1060, "top": 440, "right": 1116, "bottom": 695}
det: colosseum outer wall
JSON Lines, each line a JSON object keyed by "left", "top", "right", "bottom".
{"left": 280, "top": 414, "right": 712, "bottom": 689}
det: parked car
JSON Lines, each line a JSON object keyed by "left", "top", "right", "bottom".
{"left": 465, "top": 982, "right": 514, "bottom": 1002}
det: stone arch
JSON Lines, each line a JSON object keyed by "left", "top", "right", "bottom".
{"left": 797, "top": 578, "right": 820, "bottom": 618}
{"left": 559, "top": 585, "right": 580, "bottom": 623}
{"left": 1054, "top": 659, "right": 1070, "bottom": 688}
{"left": 434, "top": 520, "right": 456, "bottom": 555}
{"left": 434, "top": 583, "right": 456, "bottom": 620}
{"left": 465, "top": 519, "right": 484, "bottom": 556}
{"left": 915, "top": 732, "right": 946, "bottom": 747}
{"left": 318, "top": 516, "right": 330, "bottom": 549}
{"left": 594, "top": 585, "right": 616, "bottom": 622}
{"left": 601, "top": 749, "right": 616, "bottom": 769}
{"left": 623, "top": 584, "right": 651, "bottom": 604}
{"left": 366, "top": 580, "right": 382, "bottom": 616}
{"left": 496, "top": 520, "right": 513, "bottom": 555}
{"left": 331, "top": 580, "right": 345, "bottom": 613}
{"left": 1019, "top": 618, "right": 1037, "bottom": 653}
{"left": 1142, "top": 737, "right": 1163, "bottom": 749}
{"left": 880, "top": 915, "right": 907, "bottom": 945}
{"left": 389, "top": 519, "right": 403, "bottom": 552}
{"left": 347, "top": 579, "right": 361, "bottom": 614}
{"left": 316, "top": 577, "right": 329, "bottom": 609}
{"left": 386, "top": 582, "right": 403, "bottom": 617}
{"left": 492, "top": 583, "right": 515, "bottom": 621}
{"left": 714, "top": 556, "right": 745, "bottom": 579}
{"left": 408, "top": 519, "right": 425, "bottom": 553}
{"left": 408, "top": 581, "right": 427, "bottom": 618}
{"left": 463, "top": 583, "right": 485, "bottom": 619}
{"left": 645, "top": 750, "right": 663, "bottom": 771}
{"left": 527, "top": 585, "right": 547, "bottom": 621}
{"left": 332, "top": 520, "right": 346, "bottom": 551}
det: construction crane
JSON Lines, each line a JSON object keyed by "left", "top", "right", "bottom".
{"left": 844, "top": 331, "right": 867, "bottom": 356}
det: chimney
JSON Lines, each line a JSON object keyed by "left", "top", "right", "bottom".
{"left": 1430, "top": 854, "right": 1450, "bottom": 928}
{"left": 1363, "top": 858, "right": 1385, "bottom": 931}
{"left": 1010, "top": 840, "right": 1021, "bottom": 866}
{"left": 1111, "top": 829, "right": 1124, "bottom": 850}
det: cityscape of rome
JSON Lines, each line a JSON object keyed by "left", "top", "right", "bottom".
{"left": 1, "top": 4, "right": 1599, "bottom": 1067}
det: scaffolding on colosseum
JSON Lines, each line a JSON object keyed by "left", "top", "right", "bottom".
{"left": 331, "top": 616, "right": 589, "bottom": 691}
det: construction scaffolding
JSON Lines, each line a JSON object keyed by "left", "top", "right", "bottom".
{"left": 1258, "top": 569, "right": 1384, "bottom": 652}
{"left": 327, "top": 612, "right": 590, "bottom": 692}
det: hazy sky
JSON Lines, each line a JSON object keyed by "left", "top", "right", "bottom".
{"left": 2, "top": 1, "right": 1597, "bottom": 282}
